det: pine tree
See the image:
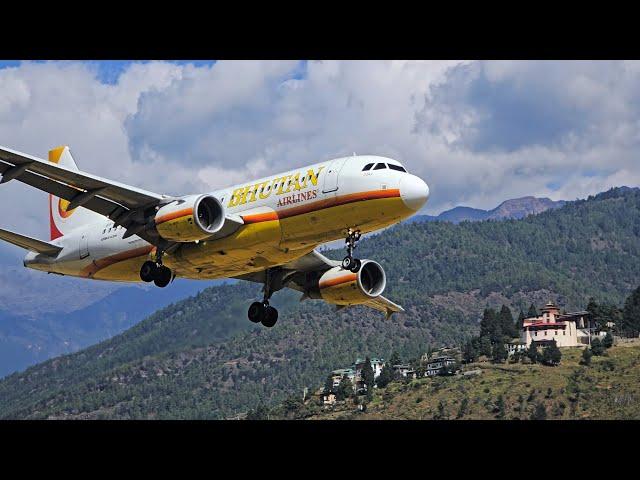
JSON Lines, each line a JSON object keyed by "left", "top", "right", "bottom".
{"left": 389, "top": 351, "right": 402, "bottom": 367}
{"left": 590, "top": 337, "right": 604, "bottom": 356}
{"left": 336, "top": 376, "right": 353, "bottom": 401}
{"left": 499, "top": 305, "right": 517, "bottom": 338}
{"left": 376, "top": 362, "right": 394, "bottom": 388}
{"left": 580, "top": 347, "right": 592, "bottom": 366}
{"left": 479, "top": 337, "right": 492, "bottom": 357}
{"left": 462, "top": 340, "right": 478, "bottom": 364}
{"left": 622, "top": 285, "right": 640, "bottom": 337}
{"left": 324, "top": 374, "right": 334, "bottom": 394}
{"left": 492, "top": 342, "right": 507, "bottom": 363}
{"left": 527, "top": 343, "right": 539, "bottom": 364}
{"left": 527, "top": 303, "right": 538, "bottom": 318}
{"left": 603, "top": 331, "right": 614, "bottom": 349}
{"left": 361, "top": 357, "right": 375, "bottom": 400}
{"left": 480, "top": 308, "right": 501, "bottom": 343}
{"left": 542, "top": 340, "right": 562, "bottom": 366}
{"left": 517, "top": 309, "right": 526, "bottom": 331}
{"left": 496, "top": 395, "right": 506, "bottom": 419}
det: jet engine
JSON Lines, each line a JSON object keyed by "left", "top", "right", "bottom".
{"left": 307, "top": 260, "right": 386, "bottom": 306}
{"left": 154, "top": 194, "right": 225, "bottom": 242}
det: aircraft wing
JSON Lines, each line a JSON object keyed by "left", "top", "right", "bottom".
{"left": 0, "top": 145, "right": 166, "bottom": 225}
{"left": 0, "top": 227, "right": 62, "bottom": 256}
{"left": 234, "top": 249, "right": 405, "bottom": 318}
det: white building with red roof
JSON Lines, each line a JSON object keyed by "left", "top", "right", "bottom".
{"left": 521, "top": 301, "right": 604, "bottom": 348}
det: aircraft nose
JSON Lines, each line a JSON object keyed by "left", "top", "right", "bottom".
{"left": 400, "top": 175, "right": 429, "bottom": 211}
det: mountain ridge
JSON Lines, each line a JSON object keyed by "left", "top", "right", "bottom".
{"left": 0, "top": 186, "right": 639, "bottom": 419}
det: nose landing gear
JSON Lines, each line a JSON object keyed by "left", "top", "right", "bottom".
{"left": 247, "top": 268, "right": 279, "bottom": 327}
{"left": 342, "top": 228, "right": 362, "bottom": 273}
{"left": 140, "top": 248, "right": 173, "bottom": 288}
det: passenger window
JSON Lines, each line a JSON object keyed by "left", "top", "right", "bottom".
{"left": 362, "top": 163, "right": 374, "bottom": 171}
{"left": 388, "top": 164, "right": 407, "bottom": 172}
{"left": 373, "top": 163, "right": 387, "bottom": 170}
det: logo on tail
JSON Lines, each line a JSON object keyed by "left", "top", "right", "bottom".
{"left": 48, "top": 146, "right": 80, "bottom": 240}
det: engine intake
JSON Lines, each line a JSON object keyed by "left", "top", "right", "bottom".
{"left": 154, "top": 194, "right": 225, "bottom": 242}
{"left": 308, "top": 260, "right": 386, "bottom": 306}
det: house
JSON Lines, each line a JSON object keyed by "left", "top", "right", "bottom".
{"left": 506, "top": 339, "right": 527, "bottom": 356}
{"left": 424, "top": 356, "right": 456, "bottom": 376}
{"left": 521, "top": 301, "right": 607, "bottom": 348}
{"left": 331, "top": 368, "right": 355, "bottom": 388}
{"left": 392, "top": 364, "right": 415, "bottom": 378}
{"left": 322, "top": 392, "right": 337, "bottom": 406}
{"left": 354, "top": 357, "right": 385, "bottom": 379}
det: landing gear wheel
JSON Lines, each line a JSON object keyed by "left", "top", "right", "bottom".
{"left": 140, "top": 261, "right": 157, "bottom": 282}
{"left": 248, "top": 301, "right": 265, "bottom": 323}
{"left": 153, "top": 266, "right": 172, "bottom": 288}
{"left": 349, "top": 258, "right": 361, "bottom": 273}
{"left": 342, "top": 256, "right": 353, "bottom": 270}
{"left": 262, "top": 305, "right": 279, "bottom": 328}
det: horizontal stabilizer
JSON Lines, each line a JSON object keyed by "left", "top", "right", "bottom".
{"left": 0, "top": 228, "right": 62, "bottom": 256}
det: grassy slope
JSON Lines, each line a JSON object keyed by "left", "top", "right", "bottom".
{"left": 304, "top": 343, "right": 640, "bottom": 420}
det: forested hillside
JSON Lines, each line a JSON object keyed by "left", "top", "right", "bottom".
{"left": 0, "top": 187, "right": 639, "bottom": 419}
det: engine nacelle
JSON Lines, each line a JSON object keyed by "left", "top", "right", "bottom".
{"left": 308, "top": 260, "right": 387, "bottom": 306}
{"left": 154, "top": 194, "right": 225, "bottom": 242}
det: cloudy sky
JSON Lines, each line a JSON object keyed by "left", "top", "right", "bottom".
{"left": 1, "top": 60, "right": 640, "bottom": 262}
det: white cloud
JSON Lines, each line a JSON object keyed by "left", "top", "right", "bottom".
{"left": 2, "top": 59, "right": 640, "bottom": 261}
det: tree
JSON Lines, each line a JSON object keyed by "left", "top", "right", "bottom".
{"left": 622, "top": 285, "right": 640, "bottom": 337}
{"left": 462, "top": 340, "right": 478, "bottom": 364}
{"left": 527, "top": 343, "right": 539, "bottom": 364}
{"left": 480, "top": 308, "right": 501, "bottom": 343}
{"left": 517, "top": 309, "right": 526, "bottom": 331}
{"left": 527, "top": 303, "right": 538, "bottom": 319}
{"left": 496, "top": 395, "right": 506, "bottom": 419}
{"left": 336, "top": 376, "right": 353, "bottom": 401}
{"left": 389, "top": 351, "right": 402, "bottom": 367}
{"left": 580, "top": 347, "right": 592, "bottom": 366}
{"left": 376, "top": 362, "right": 394, "bottom": 388}
{"left": 498, "top": 305, "right": 517, "bottom": 338}
{"left": 478, "top": 336, "right": 492, "bottom": 358}
{"left": 541, "top": 340, "right": 562, "bottom": 366}
{"left": 590, "top": 337, "right": 605, "bottom": 356}
{"left": 492, "top": 342, "right": 508, "bottom": 363}
{"left": 603, "top": 331, "right": 614, "bottom": 349}
{"left": 323, "top": 374, "right": 334, "bottom": 394}
{"left": 531, "top": 403, "right": 547, "bottom": 420}
{"left": 361, "top": 357, "right": 375, "bottom": 400}
{"left": 246, "top": 404, "right": 269, "bottom": 420}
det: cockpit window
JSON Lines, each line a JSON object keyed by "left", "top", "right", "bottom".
{"left": 362, "top": 163, "right": 374, "bottom": 171}
{"left": 388, "top": 164, "right": 407, "bottom": 172}
{"left": 373, "top": 163, "right": 387, "bottom": 170}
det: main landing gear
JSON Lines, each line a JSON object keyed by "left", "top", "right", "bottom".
{"left": 248, "top": 269, "right": 279, "bottom": 328}
{"left": 341, "top": 228, "right": 362, "bottom": 273}
{"left": 140, "top": 249, "right": 173, "bottom": 288}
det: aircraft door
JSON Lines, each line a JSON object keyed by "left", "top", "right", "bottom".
{"left": 322, "top": 158, "right": 348, "bottom": 193}
{"left": 79, "top": 233, "right": 90, "bottom": 259}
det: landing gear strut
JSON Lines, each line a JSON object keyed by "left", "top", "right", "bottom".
{"left": 341, "top": 228, "right": 362, "bottom": 273}
{"left": 248, "top": 269, "right": 279, "bottom": 328}
{"left": 140, "top": 248, "right": 173, "bottom": 288}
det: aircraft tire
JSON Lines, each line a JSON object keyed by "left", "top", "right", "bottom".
{"left": 248, "top": 301, "right": 265, "bottom": 323}
{"left": 349, "top": 258, "right": 362, "bottom": 273}
{"left": 342, "top": 256, "right": 353, "bottom": 270}
{"left": 140, "top": 261, "right": 157, "bottom": 282}
{"left": 261, "top": 306, "right": 278, "bottom": 328}
{"left": 153, "top": 266, "right": 172, "bottom": 288}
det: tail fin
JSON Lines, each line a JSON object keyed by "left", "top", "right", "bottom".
{"left": 48, "top": 146, "right": 103, "bottom": 240}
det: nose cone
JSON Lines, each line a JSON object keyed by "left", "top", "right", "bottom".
{"left": 400, "top": 175, "right": 429, "bottom": 211}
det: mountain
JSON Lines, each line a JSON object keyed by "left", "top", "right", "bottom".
{"left": 414, "top": 196, "right": 566, "bottom": 224}
{"left": 1, "top": 186, "right": 639, "bottom": 419}
{"left": 0, "top": 279, "right": 224, "bottom": 378}
{"left": 264, "top": 342, "right": 640, "bottom": 420}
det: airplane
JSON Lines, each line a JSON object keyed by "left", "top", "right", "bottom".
{"left": 0, "top": 145, "right": 429, "bottom": 327}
